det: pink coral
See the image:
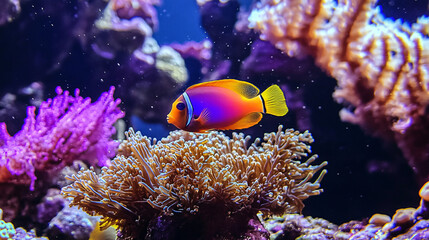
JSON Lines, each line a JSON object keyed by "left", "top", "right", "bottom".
{"left": 0, "top": 86, "right": 124, "bottom": 190}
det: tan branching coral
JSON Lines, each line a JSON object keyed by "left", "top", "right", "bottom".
{"left": 248, "top": 0, "right": 429, "bottom": 182}
{"left": 62, "top": 126, "right": 327, "bottom": 238}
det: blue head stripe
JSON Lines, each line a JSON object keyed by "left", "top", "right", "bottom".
{"left": 183, "top": 92, "right": 193, "bottom": 127}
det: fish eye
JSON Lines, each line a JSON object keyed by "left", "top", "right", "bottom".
{"left": 176, "top": 102, "right": 186, "bottom": 110}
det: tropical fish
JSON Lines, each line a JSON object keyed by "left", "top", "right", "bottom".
{"left": 167, "top": 79, "right": 288, "bottom": 132}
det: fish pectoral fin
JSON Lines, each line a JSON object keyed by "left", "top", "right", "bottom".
{"left": 196, "top": 108, "right": 211, "bottom": 125}
{"left": 218, "top": 112, "right": 263, "bottom": 130}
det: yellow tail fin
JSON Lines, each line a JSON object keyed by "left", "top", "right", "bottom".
{"left": 260, "top": 85, "right": 288, "bottom": 116}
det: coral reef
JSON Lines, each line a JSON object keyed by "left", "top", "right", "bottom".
{"left": 112, "top": 0, "right": 160, "bottom": 29}
{"left": 184, "top": 0, "right": 323, "bottom": 135}
{"left": 259, "top": 213, "right": 338, "bottom": 240}
{"left": 170, "top": 40, "right": 212, "bottom": 73}
{"left": 248, "top": 0, "right": 429, "bottom": 182}
{"left": 0, "top": 0, "right": 188, "bottom": 130}
{"left": 87, "top": 0, "right": 189, "bottom": 124}
{"left": 260, "top": 181, "right": 429, "bottom": 239}
{"left": 0, "top": 86, "right": 124, "bottom": 190}
{"left": 123, "top": 42, "right": 189, "bottom": 122}
{"left": 169, "top": 40, "right": 213, "bottom": 89}
{"left": 62, "top": 126, "right": 327, "bottom": 239}
{"left": 91, "top": 0, "right": 159, "bottom": 59}
{"left": 46, "top": 205, "right": 100, "bottom": 240}
{"left": 337, "top": 181, "right": 429, "bottom": 239}
{"left": 0, "top": 208, "right": 48, "bottom": 240}
{"left": 188, "top": 0, "right": 424, "bottom": 226}
{"left": 0, "top": 86, "right": 123, "bottom": 235}
{"left": 155, "top": 46, "right": 189, "bottom": 85}
{"left": 36, "top": 189, "right": 68, "bottom": 224}
{"left": 0, "top": 0, "right": 427, "bottom": 239}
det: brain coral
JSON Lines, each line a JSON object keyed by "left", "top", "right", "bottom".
{"left": 62, "top": 126, "right": 327, "bottom": 239}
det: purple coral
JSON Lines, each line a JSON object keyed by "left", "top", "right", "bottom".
{"left": 0, "top": 86, "right": 124, "bottom": 190}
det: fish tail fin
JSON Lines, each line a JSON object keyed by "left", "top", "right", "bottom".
{"left": 260, "top": 85, "right": 288, "bottom": 116}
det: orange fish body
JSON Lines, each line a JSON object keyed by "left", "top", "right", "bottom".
{"left": 167, "top": 79, "right": 288, "bottom": 132}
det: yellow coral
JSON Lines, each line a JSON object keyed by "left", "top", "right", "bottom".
{"left": 0, "top": 220, "right": 15, "bottom": 240}
{"left": 62, "top": 126, "right": 327, "bottom": 234}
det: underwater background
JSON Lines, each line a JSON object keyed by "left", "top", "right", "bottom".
{"left": 0, "top": 0, "right": 428, "bottom": 239}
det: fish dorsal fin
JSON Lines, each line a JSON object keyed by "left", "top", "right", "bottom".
{"left": 217, "top": 112, "right": 262, "bottom": 131}
{"left": 187, "top": 79, "right": 260, "bottom": 99}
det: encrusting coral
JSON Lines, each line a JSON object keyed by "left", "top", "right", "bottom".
{"left": 0, "top": 208, "right": 48, "bottom": 240}
{"left": 337, "top": 181, "right": 429, "bottom": 239}
{"left": 259, "top": 181, "right": 429, "bottom": 240}
{"left": 0, "top": 86, "right": 124, "bottom": 190}
{"left": 62, "top": 126, "right": 327, "bottom": 239}
{"left": 248, "top": 0, "right": 429, "bottom": 182}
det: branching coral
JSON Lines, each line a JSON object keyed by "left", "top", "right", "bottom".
{"left": 248, "top": 0, "right": 429, "bottom": 181}
{"left": 62, "top": 126, "right": 327, "bottom": 239}
{"left": 0, "top": 86, "right": 124, "bottom": 190}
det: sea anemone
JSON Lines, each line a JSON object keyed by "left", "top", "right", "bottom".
{"left": 62, "top": 125, "right": 327, "bottom": 239}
